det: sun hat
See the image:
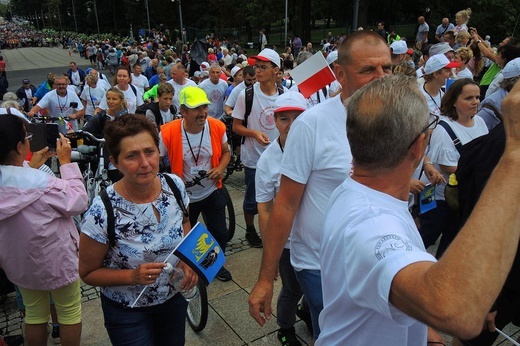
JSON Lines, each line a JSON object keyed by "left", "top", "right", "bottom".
{"left": 179, "top": 86, "right": 210, "bottom": 108}
{"left": 424, "top": 54, "right": 460, "bottom": 74}
{"left": 273, "top": 91, "right": 308, "bottom": 113}
{"left": 251, "top": 48, "right": 281, "bottom": 68}
{"left": 429, "top": 42, "right": 454, "bottom": 56}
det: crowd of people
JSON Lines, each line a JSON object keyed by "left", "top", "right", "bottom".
{"left": 1, "top": 9, "right": 520, "bottom": 346}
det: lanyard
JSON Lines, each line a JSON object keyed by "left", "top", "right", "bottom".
{"left": 183, "top": 122, "right": 205, "bottom": 165}
{"left": 56, "top": 92, "right": 68, "bottom": 114}
{"left": 277, "top": 137, "right": 284, "bottom": 153}
{"left": 423, "top": 84, "right": 442, "bottom": 110}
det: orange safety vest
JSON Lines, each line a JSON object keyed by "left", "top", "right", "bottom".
{"left": 161, "top": 117, "right": 225, "bottom": 189}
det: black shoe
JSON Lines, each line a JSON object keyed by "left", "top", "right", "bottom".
{"left": 246, "top": 228, "right": 262, "bottom": 248}
{"left": 3, "top": 335, "right": 24, "bottom": 346}
{"left": 216, "top": 267, "right": 232, "bottom": 282}
{"left": 296, "top": 303, "right": 313, "bottom": 335}
{"left": 277, "top": 327, "right": 302, "bottom": 346}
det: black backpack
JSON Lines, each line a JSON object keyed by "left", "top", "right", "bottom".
{"left": 99, "top": 174, "right": 189, "bottom": 247}
{"left": 135, "top": 102, "right": 178, "bottom": 128}
{"left": 241, "top": 84, "right": 284, "bottom": 144}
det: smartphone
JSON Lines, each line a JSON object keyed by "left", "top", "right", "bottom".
{"left": 46, "top": 123, "right": 60, "bottom": 151}
{"left": 27, "top": 123, "right": 60, "bottom": 152}
{"left": 70, "top": 102, "right": 78, "bottom": 108}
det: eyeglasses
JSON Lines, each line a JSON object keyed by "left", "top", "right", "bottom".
{"left": 25, "top": 132, "right": 33, "bottom": 142}
{"left": 254, "top": 64, "right": 273, "bottom": 71}
{"left": 407, "top": 114, "right": 439, "bottom": 149}
{"left": 55, "top": 83, "right": 67, "bottom": 86}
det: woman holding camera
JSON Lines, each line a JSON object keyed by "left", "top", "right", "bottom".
{"left": 0, "top": 112, "right": 88, "bottom": 346}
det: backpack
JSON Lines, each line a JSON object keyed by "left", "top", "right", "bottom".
{"left": 241, "top": 84, "right": 284, "bottom": 143}
{"left": 135, "top": 102, "right": 178, "bottom": 128}
{"left": 99, "top": 174, "right": 189, "bottom": 247}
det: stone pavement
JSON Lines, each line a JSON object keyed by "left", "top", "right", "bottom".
{"left": 1, "top": 47, "right": 519, "bottom": 345}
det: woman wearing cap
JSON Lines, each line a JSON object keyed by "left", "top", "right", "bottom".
{"left": 419, "top": 78, "right": 488, "bottom": 258}
{"left": 421, "top": 54, "right": 460, "bottom": 115}
{"left": 80, "top": 114, "right": 196, "bottom": 346}
{"left": 0, "top": 113, "right": 87, "bottom": 346}
{"left": 255, "top": 91, "right": 312, "bottom": 345}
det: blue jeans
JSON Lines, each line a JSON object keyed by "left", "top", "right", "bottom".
{"left": 243, "top": 167, "right": 258, "bottom": 214}
{"left": 189, "top": 188, "right": 227, "bottom": 251}
{"left": 277, "top": 248, "right": 304, "bottom": 329}
{"left": 101, "top": 293, "right": 188, "bottom": 346}
{"left": 295, "top": 269, "right": 322, "bottom": 340}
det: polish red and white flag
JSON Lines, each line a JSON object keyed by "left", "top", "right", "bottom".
{"left": 289, "top": 52, "right": 336, "bottom": 98}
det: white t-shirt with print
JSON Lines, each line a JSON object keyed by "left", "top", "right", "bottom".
{"left": 131, "top": 73, "right": 150, "bottom": 95}
{"left": 80, "top": 85, "right": 106, "bottom": 116}
{"left": 280, "top": 95, "right": 352, "bottom": 271}
{"left": 317, "top": 178, "right": 435, "bottom": 346}
{"left": 98, "top": 85, "right": 144, "bottom": 114}
{"left": 420, "top": 84, "right": 443, "bottom": 116}
{"left": 199, "top": 79, "right": 229, "bottom": 119}
{"left": 232, "top": 83, "right": 285, "bottom": 168}
{"left": 426, "top": 116, "right": 488, "bottom": 200}
{"left": 37, "top": 89, "right": 84, "bottom": 133}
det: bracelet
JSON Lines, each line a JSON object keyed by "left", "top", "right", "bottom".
{"left": 424, "top": 161, "right": 434, "bottom": 166}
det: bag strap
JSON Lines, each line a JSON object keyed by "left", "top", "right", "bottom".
{"left": 100, "top": 189, "right": 117, "bottom": 247}
{"left": 482, "top": 103, "right": 503, "bottom": 122}
{"left": 162, "top": 174, "right": 189, "bottom": 218}
{"left": 438, "top": 120, "right": 463, "bottom": 153}
{"left": 129, "top": 84, "right": 137, "bottom": 97}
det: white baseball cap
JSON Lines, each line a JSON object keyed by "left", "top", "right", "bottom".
{"left": 424, "top": 54, "right": 460, "bottom": 75}
{"left": 251, "top": 48, "right": 281, "bottom": 68}
{"left": 200, "top": 62, "right": 210, "bottom": 71}
{"left": 326, "top": 51, "right": 338, "bottom": 65}
{"left": 390, "top": 40, "right": 407, "bottom": 55}
{"left": 273, "top": 91, "right": 308, "bottom": 113}
{"left": 502, "top": 57, "right": 520, "bottom": 79}
{"left": 231, "top": 65, "right": 243, "bottom": 78}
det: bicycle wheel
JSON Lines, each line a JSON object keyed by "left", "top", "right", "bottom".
{"left": 187, "top": 280, "right": 208, "bottom": 333}
{"left": 223, "top": 143, "right": 234, "bottom": 182}
{"left": 222, "top": 185, "right": 236, "bottom": 242}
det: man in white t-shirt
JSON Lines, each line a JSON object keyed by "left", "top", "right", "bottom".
{"left": 167, "top": 62, "right": 197, "bottom": 111}
{"left": 80, "top": 74, "right": 106, "bottom": 120}
{"left": 89, "top": 69, "right": 111, "bottom": 91}
{"left": 416, "top": 16, "right": 430, "bottom": 48}
{"left": 248, "top": 31, "right": 392, "bottom": 341}
{"left": 224, "top": 66, "right": 256, "bottom": 116}
{"left": 27, "top": 75, "right": 84, "bottom": 133}
{"left": 159, "top": 86, "right": 232, "bottom": 281}
{"left": 232, "top": 48, "right": 285, "bottom": 248}
{"left": 317, "top": 73, "right": 520, "bottom": 346}
{"left": 131, "top": 63, "right": 150, "bottom": 95}
{"left": 198, "top": 64, "right": 228, "bottom": 120}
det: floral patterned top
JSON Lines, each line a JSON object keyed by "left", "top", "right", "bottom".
{"left": 81, "top": 173, "right": 189, "bottom": 308}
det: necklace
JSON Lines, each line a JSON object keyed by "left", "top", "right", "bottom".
{"left": 122, "top": 178, "right": 159, "bottom": 224}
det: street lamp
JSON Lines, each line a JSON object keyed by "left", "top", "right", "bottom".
{"left": 137, "top": 0, "right": 151, "bottom": 34}
{"left": 86, "top": 1, "right": 100, "bottom": 34}
{"left": 171, "top": 0, "right": 184, "bottom": 43}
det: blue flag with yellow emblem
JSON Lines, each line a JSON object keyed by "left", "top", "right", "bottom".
{"left": 174, "top": 222, "right": 225, "bottom": 285}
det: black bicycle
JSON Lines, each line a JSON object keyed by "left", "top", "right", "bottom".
{"left": 185, "top": 170, "right": 236, "bottom": 242}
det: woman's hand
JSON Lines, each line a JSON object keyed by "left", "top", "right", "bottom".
{"left": 56, "top": 133, "right": 72, "bottom": 165}
{"left": 29, "top": 146, "right": 55, "bottom": 169}
{"left": 410, "top": 179, "right": 426, "bottom": 195}
{"left": 176, "top": 261, "right": 198, "bottom": 290}
{"left": 424, "top": 164, "right": 446, "bottom": 186}
{"left": 133, "top": 262, "right": 166, "bottom": 285}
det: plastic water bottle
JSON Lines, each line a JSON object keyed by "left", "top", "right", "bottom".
{"left": 165, "top": 264, "right": 199, "bottom": 301}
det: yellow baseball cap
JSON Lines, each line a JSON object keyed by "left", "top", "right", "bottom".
{"left": 179, "top": 86, "right": 210, "bottom": 109}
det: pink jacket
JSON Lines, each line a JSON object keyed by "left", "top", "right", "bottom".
{"left": 0, "top": 163, "right": 88, "bottom": 290}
